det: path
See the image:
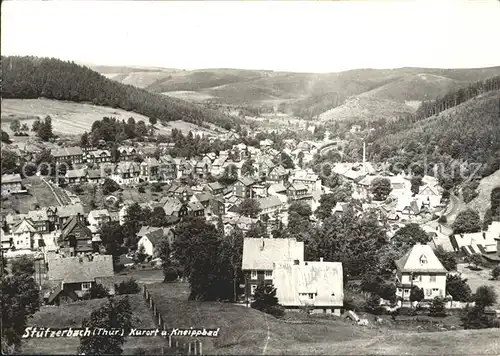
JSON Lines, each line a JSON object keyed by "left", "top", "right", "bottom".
{"left": 262, "top": 312, "right": 271, "bottom": 355}
{"left": 444, "top": 191, "right": 466, "bottom": 227}
{"left": 40, "top": 177, "right": 63, "bottom": 206}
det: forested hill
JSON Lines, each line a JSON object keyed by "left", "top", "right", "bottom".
{"left": 368, "top": 90, "right": 500, "bottom": 185}
{"left": 1, "top": 56, "right": 237, "bottom": 130}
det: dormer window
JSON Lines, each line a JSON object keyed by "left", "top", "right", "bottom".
{"left": 251, "top": 270, "right": 257, "bottom": 279}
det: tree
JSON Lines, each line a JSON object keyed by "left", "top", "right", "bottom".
{"left": 21, "top": 123, "right": 29, "bottom": 132}
{"left": 149, "top": 117, "right": 157, "bottom": 125}
{"left": 102, "top": 178, "right": 120, "bottom": 195}
{"left": 474, "top": 285, "right": 498, "bottom": 308}
{"left": 491, "top": 186, "right": 500, "bottom": 216}
{"left": 99, "top": 221, "right": 125, "bottom": 246}
{"left": 278, "top": 152, "right": 295, "bottom": 169}
{"left": 135, "top": 120, "right": 148, "bottom": 137}
{"left": 78, "top": 297, "right": 133, "bottom": 355}
{"left": 434, "top": 245, "right": 457, "bottom": 271}
{"left": 392, "top": 223, "right": 430, "bottom": 249}
{"left": 115, "top": 278, "right": 141, "bottom": 295}
{"left": 1, "top": 130, "right": 11, "bottom": 143}
{"left": 1, "top": 268, "right": 41, "bottom": 352}
{"left": 491, "top": 265, "right": 500, "bottom": 280}
{"left": 371, "top": 177, "right": 392, "bottom": 201}
{"left": 241, "top": 159, "right": 256, "bottom": 177}
{"left": 238, "top": 198, "right": 261, "bottom": 218}
{"left": 251, "top": 284, "right": 284, "bottom": 318}
{"left": 111, "top": 144, "right": 121, "bottom": 163}
{"left": 461, "top": 305, "right": 499, "bottom": 329}
{"left": 429, "top": 296, "right": 447, "bottom": 317}
{"left": 148, "top": 207, "right": 168, "bottom": 227}
{"left": 85, "top": 284, "right": 110, "bottom": 299}
{"left": 37, "top": 116, "right": 53, "bottom": 141}
{"left": 80, "top": 132, "right": 89, "bottom": 147}
{"left": 220, "top": 164, "right": 238, "bottom": 184}
{"left": 410, "top": 286, "right": 424, "bottom": 303}
{"left": 11, "top": 256, "right": 35, "bottom": 275}
{"left": 9, "top": 119, "right": 21, "bottom": 133}
{"left": 452, "top": 209, "right": 481, "bottom": 234}
{"left": 446, "top": 274, "right": 472, "bottom": 302}
{"left": 136, "top": 244, "right": 148, "bottom": 263}
{"left": 410, "top": 176, "right": 422, "bottom": 195}
{"left": 465, "top": 253, "right": 484, "bottom": 269}
{"left": 172, "top": 218, "right": 221, "bottom": 300}
{"left": 32, "top": 119, "right": 41, "bottom": 132}
{"left": 315, "top": 193, "right": 337, "bottom": 221}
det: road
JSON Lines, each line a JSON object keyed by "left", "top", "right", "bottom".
{"left": 444, "top": 191, "right": 466, "bottom": 227}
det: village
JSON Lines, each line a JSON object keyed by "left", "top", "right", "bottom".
{"left": 2, "top": 118, "right": 500, "bottom": 327}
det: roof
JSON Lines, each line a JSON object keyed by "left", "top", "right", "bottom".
{"left": 238, "top": 177, "right": 256, "bottom": 187}
{"left": 51, "top": 147, "right": 83, "bottom": 157}
{"left": 66, "top": 169, "right": 86, "bottom": 178}
{"left": 162, "top": 197, "right": 183, "bottom": 216}
{"left": 270, "top": 165, "right": 288, "bottom": 176}
{"left": 47, "top": 255, "right": 114, "bottom": 283}
{"left": 273, "top": 261, "right": 344, "bottom": 307}
{"left": 143, "top": 229, "right": 165, "bottom": 246}
{"left": 207, "top": 182, "right": 224, "bottom": 191}
{"left": 269, "top": 183, "right": 287, "bottom": 193}
{"left": 61, "top": 216, "right": 92, "bottom": 239}
{"left": 257, "top": 196, "right": 283, "bottom": 210}
{"left": 1, "top": 174, "right": 22, "bottom": 184}
{"left": 242, "top": 238, "right": 304, "bottom": 270}
{"left": 195, "top": 192, "right": 213, "bottom": 202}
{"left": 188, "top": 201, "right": 204, "bottom": 212}
{"left": 87, "top": 169, "right": 102, "bottom": 179}
{"left": 57, "top": 204, "right": 85, "bottom": 218}
{"left": 137, "top": 226, "right": 162, "bottom": 238}
{"left": 395, "top": 243, "right": 447, "bottom": 273}
{"left": 12, "top": 218, "right": 37, "bottom": 234}
{"left": 28, "top": 209, "right": 49, "bottom": 222}
{"left": 88, "top": 209, "right": 110, "bottom": 219}
{"left": 288, "top": 182, "right": 308, "bottom": 191}
{"left": 116, "top": 161, "right": 140, "bottom": 173}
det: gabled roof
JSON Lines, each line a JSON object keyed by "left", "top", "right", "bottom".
{"left": 188, "top": 201, "right": 204, "bottom": 212}
{"left": 116, "top": 161, "right": 140, "bottom": 173}
{"left": 88, "top": 209, "right": 110, "bottom": 219}
{"left": 137, "top": 226, "right": 162, "bottom": 238}
{"left": 61, "top": 216, "right": 92, "bottom": 239}
{"left": 269, "top": 165, "right": 288, "bottom": 176}
{"left": 51, "top": 147, "right": 83, "bottom": 157}
{"left": 395, "top": 243, "right": 447, "bottom": 273}
{"left": 87, "top": 169, "right": 102, "bottom": 179}
{"left": 1, "top": 174, "right": 22, "bottom": 184}
{"left": 257, "top": 196, "right": 283, "bottom": 210}
{"left": 268, "top": 183, "right": 287, "bottom": 193}
{"left": 28, "top": 209, "right": 49, "bottom": 222}
{"left": 47, "top": 255, "right": 114, "bottom": 283}
{"left": 12, "top": 218, "right": 37, "bottom": 234}
{"left": 242, "top": 238, "right": 304, "bottom": 270}
{"left": 195, "top": 192, "right": 213, "bottom": 203}
{"left": 207, "top": 182, "right": 224, "bottom": 191}
{"left": 162, "top": 197, "right": 184, "bottom": 216}
{"left": 143, "top": 229, "right": 165, "bottom": 246}
{"left": 273, "top": 260, "right": 343, "bottom": 307}
{"left": 238, "top": 177, "right": 256, "bottom": 187}
{"left": 66, "top": 169, "right": 86, "bottom": 178}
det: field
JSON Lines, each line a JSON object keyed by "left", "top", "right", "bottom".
{"left": 1, "top": 177, "right": 60, "bottom": 217}
{"left": 162, "top": 91, "right": 215, "bottom": 102}
{"left": 144, "top": 282, "right": 500, "bottom": 355}
{"left": 21, "top": 295, "right": 167, "bottom": 355}
{"left": 467, "top": 169, "right": 500, "bottom": 219}
{"left": 457, "top": 263, "right": 500, "bottom": 308}
{"left": 1, "top": 98, "right": 150, "bottom": 135}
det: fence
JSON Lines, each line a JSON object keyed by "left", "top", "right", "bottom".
{"left": 142, "top": 285, "right": 203, "bottom": 355}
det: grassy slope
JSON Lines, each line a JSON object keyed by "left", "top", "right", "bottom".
{"left": 21, "top": 295, "right": 165, "bottom": 355}
{"left": 467, "top": 169, "right": 500, "bottom": 219}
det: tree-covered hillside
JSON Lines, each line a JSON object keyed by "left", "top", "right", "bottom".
{"left": 1, "top": 56, "right": 238, "bottom": 130}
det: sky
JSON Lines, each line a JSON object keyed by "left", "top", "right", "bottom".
{"left": 2, "top": 0, "right": 500, "bottom": 73}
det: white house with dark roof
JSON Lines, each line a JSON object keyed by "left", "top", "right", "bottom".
{"left": 242, "top": 237, "right": 304, "bottom": 300}
{"left": 51, "top": 147, "right": 84, "bottom": 164}
{"left": 273, "top": 259, "right": 343, "bottom": 315}
{"left": 1, "top": 174, "right": 24, "bottom": 195}
{"left": 395, "top": 243, "right": 447, "bottom": 302}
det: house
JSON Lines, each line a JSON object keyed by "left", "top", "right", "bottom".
{"left": 350, "top": 124, "right": 362, "bottom": 134}
{"left": 187, "top": 201, "right": 205, "bottom": 217}
{"left": 211, "top": 156, "right": 228, "bottom": 176}
{"left": 51, "top": 147, "right": 84, "bottom": 164}
{"left": 45, "top": 255, "right": 114, "bottom": 305}
{"left": 27, "top": 209, "right": 50, "bottom": 233}
{"left": 450, "top": 231, "right": 498, "bottom": 256}
{"left": 57, "top": 204, "right": 85, "bottom": 228}
{"left": 11, "top": 218, "right": 38, "bottom": 250}
{"left": 286, "top": 182, "right": 310, "bottom": 202}
{"left": 137, "top": 228, "right": 175, "bottom": 256}
{"left": 86, "top": 169, "right": 104, "bottom": 184}
{"left": 255, "top": 156, "right": 275, "bottom": 178}
{"left": 111, "top": 162, "right": 141, "bottom": 186}
{"left": 205, "top": 182, "right": 225, "bottom": 196}
{"left": 65, "top": 169, "right": 87, "bottom": 185}
{"left": 59, "top": 215, "right": 94, "bottom": 255}
{"left": 1, "top": 174, "right": 23, "bottom": 195}
{"left": 161, "top": 197, "right": 188, "bottom": 218}
{"left": 273, "top": 259, "right": 343, "bottom": 315}
{"left": 195, "top": 161, "right": 209, "bottom": 179}
{"left": 395, "top": 243, "right": 447, "bottom": 302}
{"left": 268, "top": 165, "right": 288, "bottom": 184}
{"left": 86, "top": 149, "right": 111, "bottom": 164}
{"left": 158, "top": 156, "right": 177, "bottom": 181}
{"left": 260, "top": 139, "right": 274, "bottom": 150}
{"left": 88, "top": 209, "right": 111, "bottom": 228}
{"left": 416, "top": 184, "right": 441, "bottom": 208}
{"left": 256, "top": 195, "right": 285, "bottom": 217}
{"left": 118, "top": 146, "right": 137, "bottom": 161}
{"left": 210, "top": 197, "right": 225, "bottom": 216}
{"left": 234, "top": 177, "right": 256, "bottom": 199}
{"left": 140, "top": 158, "right": 160, "bottom": 182}
{"left": 242, "top": 237, "right": 304, "bottom": 301}
{"left": 290, "top": 170, "right": 321, "bottom": 193}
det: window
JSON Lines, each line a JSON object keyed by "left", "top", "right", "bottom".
{"left": 426, "top": 289, "right": 432, "bottom": 296}
{"left": 412, "top": 274, "right": 421, "bottom": 282}
{"left": 430, "top": 275, "right": 436, "bottom": 282}
{"left": 250, "top": 285, "right": 257, "bottom": 295}
{"left": 251, "top": 270, "right": 257, "bottom": 280}
{"left": 432, "top": 288, "right": 439, "bottom": 292}
{"left": 404, "top": 289, "right": 410, "bottom": 295}
{"left": 308, "top": 293, "right": 315, "bottom": 300}
{"left": 81, "top": 282, "right": 92, "bottom": 290}
{"left": 264, "top": 270, "right": 273, "bottom": 279}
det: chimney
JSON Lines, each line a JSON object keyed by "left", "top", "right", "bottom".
{"left": 320, "top": 257, "right": 324, "bottom": 262}
{"left": 294, "top": 259, "right": 300, "bottom": 265}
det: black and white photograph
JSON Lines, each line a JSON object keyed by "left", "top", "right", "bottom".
{"left": 1, "top": 0, "right": 500, "bottom": 354}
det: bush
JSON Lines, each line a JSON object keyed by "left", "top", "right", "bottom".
{"left": 163, "top": 266, "right": 178, "bottom": 282}
{"left": 251, "top": 284, "right": 285, "bottom": 318}
{"left": 438, "top": 215, "right": 447, "bottom": 224}
{"left": 461, "top": 305, "right": 500, "bottom": 329}
{"left": 365, "top": 294, "right": 385, "bottom": 315}
{"left": 115, "top": 278, "right": 141, "bottom": 295}
{"left": 84, "top": 283, "right": 110, "bottom": 299}
{"left": 474, "top": 285, "right": 498, "bottom": 308}
{"left": 446, "top": 274, "right": 472, "bottom": 302}
{"left": 429, "top": 296, "right": 447, "bottom": 317}
{"left": 491, "top": 266, "right": 500, "bottom": 280}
